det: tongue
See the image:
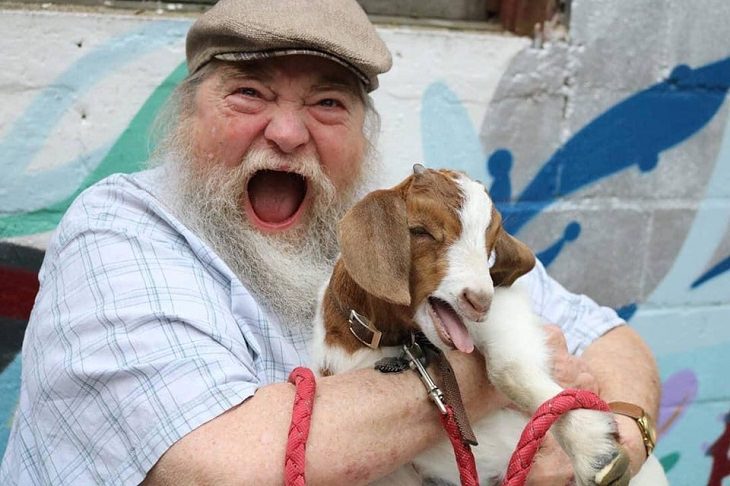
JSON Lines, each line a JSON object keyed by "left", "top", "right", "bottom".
{"left": 432, "top": 300, "right": 474, "bottom": 353}
{"left": 248, "top": 170, "right": 306, "bottom": 224}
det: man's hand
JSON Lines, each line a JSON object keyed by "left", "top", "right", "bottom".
{"left": 525, "top": 431, "right": 575, "bottom": 485}
{"left": 543, "top": 325, "right": 599, "bottom": 393}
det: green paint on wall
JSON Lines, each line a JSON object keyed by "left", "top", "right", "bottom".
{"left": 659, "top": 451, "right": 680, "bottom": 472}
{"left": 0, "top": 62, "right": 188, "bottom": 238}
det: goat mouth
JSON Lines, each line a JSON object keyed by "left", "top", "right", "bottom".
{"left": 245, "top": 170, "right": 308, "bottom": 230}
{"left": 427, "top": 297, "right": 474, "bottom": 353}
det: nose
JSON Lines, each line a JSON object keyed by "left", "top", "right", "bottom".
{"left": 264, "top": 108, "right": 310, "bottom": 154}
{"left": 458, "top": 288, "right": 492, "bottom": 321}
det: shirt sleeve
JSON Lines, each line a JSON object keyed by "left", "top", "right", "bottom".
{"left": 521, "top": 259, "right": 625, "bottom": 355}
{"left": 18, "top": 195, "right": 261, "bottom": 485}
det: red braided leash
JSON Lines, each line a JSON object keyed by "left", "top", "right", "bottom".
{"left": 285, "top": 367, "right": 317, "bottom": 486}
{"left": 501, "top": 388, "right": 610, "bottom": 486}
{"left": 441, "top": 404, "right": 480, "bottom": 486}
{"left": 283, "top": 369, "right": 607, "bottom": 486}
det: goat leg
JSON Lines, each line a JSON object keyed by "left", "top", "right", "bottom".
{"left": 465, "top": 285, "right": 629, "bottom": 486}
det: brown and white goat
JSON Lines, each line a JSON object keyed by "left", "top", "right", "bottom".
{"left": 310, "top": 167, "right": 633, "bottom": 485}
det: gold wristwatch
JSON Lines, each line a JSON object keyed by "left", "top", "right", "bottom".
{"left": 608, "top": 401, "right": 656, "bottom": 457}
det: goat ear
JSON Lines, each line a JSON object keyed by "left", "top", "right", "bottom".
{"left": 337, "top": 189, "right": 411, "bottom": 306}
{"left": 490, "top": 226, "right": 536, "bottom": 287}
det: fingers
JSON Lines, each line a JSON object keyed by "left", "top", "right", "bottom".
{"left": 525, "top": 433, "right": 575, "bottom": 486}
{"left": 573, "top": 370, "right": 600, "bottom": 393}
{"left": 543, "top": 324, "right": 568, "bottom": 352}
{"left": 543, "top": 324, "right": 599, "bottom": 393}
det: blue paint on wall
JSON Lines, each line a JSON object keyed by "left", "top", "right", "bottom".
{"left": 691, "top": 254, "right": 730, "bottom": 288}
{"left": 488, "top": 149, "right": 513, "bottom": 202}
{"left": 536, "top": 221, "right": 581, "bottom": 268}
{"left": 422, "top": 82, "right": 489, "bottom": 181}
{"left": 501, "top": 58, "right": 730, "bottom": 235}
{"left": 616, "top": 303, "right": 638, "bottom": 321}
{"left": 0, "top": 20, "right": 189, "bottom": 213}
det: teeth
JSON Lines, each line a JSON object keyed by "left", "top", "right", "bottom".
{"left": 428, "top": 298, "right": 454, "bottom": 347}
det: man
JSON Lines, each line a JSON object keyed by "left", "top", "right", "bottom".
{"left": 0, "top": 0, "right": 662, "bottom": 484}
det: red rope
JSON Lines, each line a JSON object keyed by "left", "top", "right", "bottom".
{"left": 283, "top": 373, "right": 607, "bottom": 486}
{"left": 285, "top": 367, "right": 317, "bottom": 486}
{"left": 441, "top": 404, "right": 480, "bottom": 486}
{"left": 501, "top": 388, "right": 610, "bottom": 486}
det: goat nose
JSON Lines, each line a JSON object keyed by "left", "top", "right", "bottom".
{"left": 459, "top": 288, "right": 492, "bottom": 321}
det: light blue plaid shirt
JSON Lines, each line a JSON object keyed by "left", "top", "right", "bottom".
{"left": 0, "top": 168, "right": 623, "bottom": 485}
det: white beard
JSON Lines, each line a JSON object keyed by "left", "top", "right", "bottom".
{"left": 157, "top": 147, "right": 379, "bottom": 330}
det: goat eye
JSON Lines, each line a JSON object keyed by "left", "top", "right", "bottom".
{"left": 409, "top": 226, "right": 434, "bottom": 239}
{"left": 488, "top": 250, "right": 497, "bottom": 268}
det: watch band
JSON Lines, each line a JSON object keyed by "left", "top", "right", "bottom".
{"left": 608, "top": 401, "right": 656, "bottom": 457}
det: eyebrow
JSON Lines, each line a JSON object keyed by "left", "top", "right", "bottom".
{"left": 216, "top": 63, "right": 273, "bottom": 86}
{"left": 215, "top": 62, "right": 361, "bottom": 98}
{"left": 309, "top": 76, "right": 360, "bottom": 97}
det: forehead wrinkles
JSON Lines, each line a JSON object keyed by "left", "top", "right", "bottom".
{"left": 456, "top": 175, "right": 493, "bottom": 247}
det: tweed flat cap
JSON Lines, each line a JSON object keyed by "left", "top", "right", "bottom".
{"left": 186, "top": 0, "right": 393, "bottom": 91}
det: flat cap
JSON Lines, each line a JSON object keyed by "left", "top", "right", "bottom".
{"left": 186, "top": 0, "right": 393, "bottom": 91}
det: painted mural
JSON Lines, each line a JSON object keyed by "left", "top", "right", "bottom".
{"left": 1, "top": 9, "right": 729, "bottom": 486}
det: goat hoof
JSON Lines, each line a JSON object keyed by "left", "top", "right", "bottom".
{"left": 593, "top": 447, "right": 630, "bottom": 486}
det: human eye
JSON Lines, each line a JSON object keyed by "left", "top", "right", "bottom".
{"left": 234, "top": 86, "right": 262, "bottom": 98}
{"left": 226, "top": 84, "right": 268, "bottom": 113}
{"left": 309, "top": 92, "right": 352, "bottom": 124}
{"left": 317, "top": 98, "right": 342, "bottom": 108}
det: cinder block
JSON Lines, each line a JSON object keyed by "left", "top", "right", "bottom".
{"left": 481, "top": 94, "right": 566, "bottom": 194}
{"left": 664, "top": 0, "right": 730, "bottom": 67}
{"left": 515, "top": 205, "right": 652, "bottom": 308}
{"left": 357, "top": 0, "right": 489, "bottom": 20}
{"left": 569, "top": 0, "right": 670, "bottom": 92}
{"left": 643, "top": 207, "right": 697, "bottom": 297}
{"left": 479, "top": 44, "right": 570, "bottom": 194}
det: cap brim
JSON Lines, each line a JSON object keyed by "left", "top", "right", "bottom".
{"left": 214, "top": 48, "right": 371, "bottom": 88}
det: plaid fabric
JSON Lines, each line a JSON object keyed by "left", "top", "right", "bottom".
{"left": 522, "top": 258, "right": 624, "bottom": 356}
{"left": 0, "top": 169, "right": 311, "bottom": 485}
{"left": 0, "top": 168, "right": 622, "bottom": 485}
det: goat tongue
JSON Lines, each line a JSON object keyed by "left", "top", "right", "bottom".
{"left": 432, "top": 299, "right": 474, "bottom": 353}
{"left": 248, "top": 170, "right": 306, "bottom": 223}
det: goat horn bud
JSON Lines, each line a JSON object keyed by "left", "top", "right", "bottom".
{"left": 413, "top": 163, "right": 426, "bottom": 175}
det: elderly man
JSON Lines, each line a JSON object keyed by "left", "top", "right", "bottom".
{"left": 0, "top": 1, "right": 662, "bottom": 485}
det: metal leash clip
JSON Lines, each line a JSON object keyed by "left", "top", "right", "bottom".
{"left": 402, "top": 339, "right": 447, "bottom": 414}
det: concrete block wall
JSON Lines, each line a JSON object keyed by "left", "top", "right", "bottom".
{"left": 1, "top": 2, "right": 729, "bottom": 483}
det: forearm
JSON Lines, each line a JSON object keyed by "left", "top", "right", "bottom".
{"left": 145, "top": 351, "right": 500, "bottom": 485}
{"left": 581, "top": 325, "right": 659, "bottom": 419}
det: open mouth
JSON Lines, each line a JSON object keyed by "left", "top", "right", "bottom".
{"left": 427, "top": 297, "right": 474, "bottom": 353}
{"left": 246, "top": 170, "right": 308, "bottom": 230}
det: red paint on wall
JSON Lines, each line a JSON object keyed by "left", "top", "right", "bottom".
{"left": 707, "top": 412, "right": 730, "bottom": 486}
{"left": 0, "top": 265, "right": 39, "bottom": 321}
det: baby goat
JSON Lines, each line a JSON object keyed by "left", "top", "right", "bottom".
{"left": 310, "top": 166, "right": 633, "bottom": 485}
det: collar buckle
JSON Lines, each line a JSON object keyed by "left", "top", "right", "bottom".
{"left": 348, "top": 309, "right": 382, "bottom": 349}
